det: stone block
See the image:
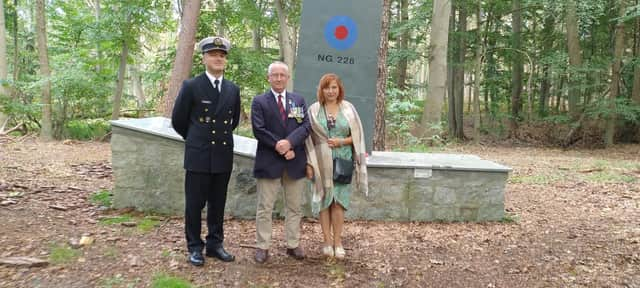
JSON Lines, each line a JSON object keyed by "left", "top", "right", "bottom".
{"left": 110, "top": 117, "right": 511, "bottom": 222}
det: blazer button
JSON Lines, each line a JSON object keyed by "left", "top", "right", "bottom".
{"left": 213, "top": 120, "right": 216, "bottom": 123}
{"left": 211, "top": 141, "right": 216, "bottom": 145}
{"left": 205, "top": 108, "right": 209, "bottom": 112}
{"left": 199, "top": 117, "right": 204, "bottom": 123}
{"left": 228, "top": 110, "right": 232, "bottom": 114}
{"left": 224, "top": 120, "right": 228, "bottom": 124}
{"left": 223, "top": 141, "right": 227, "bottom": 145}
{"left": 212, "top": 130, "right": 216, "bottom": 134}
{"left": 224, "top": 131, "right": 227, "bottom": 134}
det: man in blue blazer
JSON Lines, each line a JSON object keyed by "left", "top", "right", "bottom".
{"left": 251, "top": 61, "right": 310, "bottom": 263}
{"left": 171, "top": 36, "right": 240, "bottom": 266}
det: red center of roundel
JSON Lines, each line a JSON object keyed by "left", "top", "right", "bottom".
{"left": 334, "top": 25, "right": 348, "bottom": 40}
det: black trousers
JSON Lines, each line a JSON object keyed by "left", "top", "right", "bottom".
{"left": 184, "top": 170, "right": 231, "bottom": 253}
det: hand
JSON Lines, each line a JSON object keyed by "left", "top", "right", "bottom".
{"left": 275, "top": 139, "right": 292, "bottom": 155}
{"left": 327, "top": 138, "right": 341, "bottom": 148}
{"left": 305, "top": 165, "right": 314, "bottom": 179}
{"left": 284, "top": 150, "right": 295, "bottom": 160}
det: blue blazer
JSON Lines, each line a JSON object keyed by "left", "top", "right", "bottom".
{"left": 171, "top": 73, "right": 241, "bottom": 173}
{"left": 251, "top": 90, "right": 310, "bottom": 179}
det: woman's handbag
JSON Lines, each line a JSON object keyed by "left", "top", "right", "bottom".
{"left": 333, "top": 157, "right": 354, "bottom": 184}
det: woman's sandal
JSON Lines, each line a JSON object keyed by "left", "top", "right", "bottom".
{"left": 334, "top": 246, "right": 345, "bottom": 259}
{"left": 322, "top": 245, "right": 334, "bottom": 257}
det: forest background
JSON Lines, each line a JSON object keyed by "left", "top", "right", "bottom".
{"left": 0, "top": 0, "right": 640, "bottom": 149}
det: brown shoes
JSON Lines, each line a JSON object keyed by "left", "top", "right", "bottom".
{"left": 255, "top": 249, "right": 268, "bottom": 263}
{"left": 255, "top": 246, "right": 304, "bottom": 263}
{"left": 286, "top": 246, "right": 305, "bottom": 260}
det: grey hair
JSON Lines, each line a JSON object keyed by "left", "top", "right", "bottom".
{"left": 267, "top": 61, "right": 289, "bottom": 75}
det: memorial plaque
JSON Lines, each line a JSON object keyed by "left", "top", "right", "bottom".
{"left": 295, "top": 0, "right": 384, "bottom": 152}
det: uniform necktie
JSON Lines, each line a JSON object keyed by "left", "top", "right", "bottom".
{"left": 213, "top": 80, "right": 220, "bottom": 94}
{"left": 277, "top": 94, "right": 286, "bottom": 122}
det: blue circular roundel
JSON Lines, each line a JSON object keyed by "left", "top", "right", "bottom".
{"left": 324, "top": 15, "right": 358, "bottom": 51}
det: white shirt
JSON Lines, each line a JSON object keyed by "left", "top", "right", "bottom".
{"left": 271, "top": 89, "right": 287, "bottom": 106}
{"left": 205, "top": 71, "right": 223, "bottom": 92}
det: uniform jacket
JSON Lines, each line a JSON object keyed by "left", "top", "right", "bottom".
{"left": 251, "top": 90, "right": 310, "bottom": 179}
{"left": 171, "top": 73, "right": 241, "bottom": 173}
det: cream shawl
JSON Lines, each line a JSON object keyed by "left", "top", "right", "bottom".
{"left": 304, "top": 100, "right": 368, "bottom": 206}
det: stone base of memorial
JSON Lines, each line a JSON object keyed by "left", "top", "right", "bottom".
{"left": 111, "top": 117, "right": 511, "bottom": 222}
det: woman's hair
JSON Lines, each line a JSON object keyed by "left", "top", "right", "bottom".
{"left": 316, "top": 73, "right": 345, "bottom": 104}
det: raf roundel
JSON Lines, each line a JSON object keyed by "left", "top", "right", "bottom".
{"left": 324, "top": 15, "right": 358, "bottom": 51}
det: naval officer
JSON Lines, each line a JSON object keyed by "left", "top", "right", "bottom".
{"left": 171, "top": 36, "right": 240, "bottom": 266}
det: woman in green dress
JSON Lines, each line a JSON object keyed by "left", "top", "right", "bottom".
{"left": 304, "top": 73, "right": 368, "bottom": 259}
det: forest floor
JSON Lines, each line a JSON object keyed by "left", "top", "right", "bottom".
{"left": 0, "top": 135, "right": 639, "bottom": 288}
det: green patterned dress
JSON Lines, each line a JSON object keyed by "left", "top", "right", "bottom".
{"left": 318, "top": 106, "right": 352, "bottom": 210}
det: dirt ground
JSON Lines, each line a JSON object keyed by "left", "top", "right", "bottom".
{"left": 0, "top": 136, "right": 638, "bottom": 288}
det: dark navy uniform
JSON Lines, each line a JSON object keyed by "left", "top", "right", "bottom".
{"left": 171, "top": 36, "right": 240, "bottom": 259}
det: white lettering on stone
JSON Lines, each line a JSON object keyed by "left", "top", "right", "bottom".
{"left": 414, "top": 169, "right": 432, "bottom": 178}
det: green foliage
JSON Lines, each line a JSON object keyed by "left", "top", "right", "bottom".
{"left": 385, "top": 87, "right": 422, "bottom": 147}
{"left": 99, "top": 274, "right": 140, "bottom": 288}
{"left": 99, "top": 214, "right": 134, "bottom": 225}
{"left": 99, "top": 213, "right": 162, "bottom": 233}
{"left": 151, "top": 273, "right": 192, "bottom": 288}
{"left": 89, "top": 190, "right": 113, "bottom": 207}
{"left": 501, "top": 212, "right": 520, "bottom": 223}
{"left": 49, "top": 243, "right": 82, "bottom": 264}
{"left": 585, "top": 98, "right": 640, "bottom": 124}
{"left": 64, "top": 119, "right": 111, "bottom": 140}
{"left": 509, "top": 173, "right": 562, "bottom": 184}
{"left": 137, "top": 217, "right": 160, "bottom": 233}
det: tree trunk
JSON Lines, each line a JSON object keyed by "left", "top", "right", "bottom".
{"left": 605, "top": 1, "right": 625, "bottom": 147}
{"left": 163, "top": 0, "right": 201, "bottom": 117}
{"left": 472, "top": 3, "right": 482, "bottom": 143}
{"left": 395, "top": 0, "right": 409, "bottom": 91}
{"left": 566, "top": 0, "right": 582, "bottom": 117}
{"left": 36, "top": 0, "right": 52, "bottom": 140}
{"left": 112, "top": 12, "right": 131, "bottom": 121}
{"left": 131, "top": 64, "right": 146, "bottom": 115}
{"left": 447, "top": 6, "right": 456, "bottom": 138}
{"left": 419, "top": 0, "right": 451, "bottom": 138}
{"left": 215, "top": 0, "right": 226, "bottom": 36}
{"left": 274, "top": 0, "right": 296, "bottom": 92}
{"left": 373, "top": 0, "right": 391, "bottom": 151}
{"left": 12, "top": 0, "right": 18, "bottom": 86}
{"left": 453, "top": 4, "right": 465, "bottom": 140}
{"left": 509, "top": 0, "right": 523, "bottom": 138}
{"left": 93, "top": 0, "right": 101, "bottom": 73}
{"left": 632, "top": 6, "right": 640, "bottom": 105}
{"left": 0, "top": 0, "right": 9, "bottom": 131}
{"left": 539, "top": 14, "right": 554, "bottom": 117}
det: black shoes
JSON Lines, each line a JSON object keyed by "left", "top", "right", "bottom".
{"left": 188, "top": 251, "right": 204, "bottom": 266}
{"left": 188, "top": 246, "right": 234, "bottom": 266}
{"left": 206, "top": 246, "right": 235, "bottom": 262}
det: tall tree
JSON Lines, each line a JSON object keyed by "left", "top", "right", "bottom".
{"left": 509, "top": 0, "right": 523, "bottom": 137}
{"left": 36, "top": 0, "right": 53, "bottom": 140}
{"left": 632, "top": 2, "right": 640, "bottom": 106}
{"left": 163, "top": 0, "right": 201, "bottom": 117}
{"left": 111, "top": 12, "right": 131, "bottom": 120}
{"left": 274, "top": 0, "right": 296, "bottom": 91}
{"left": 419, "top": 0, "right": 451, "bottom": 138}
{"left": 472, "top": 2, "right": 483, "bottom": 142}
{"left": 450, "top": 3, "right": 466, "bottom": 140}
{"left": 395, "top": 0, "right": 409, "bottom": 90}
{"left": 374, "top": 0, "right": 391, "bottom": 151}
{"left": 539, "top": 12, "right": 554, "bottom": 117}
{"left": 566, "top": 0, "right": 582, "bottom": 117}
{"left": 0, "top": 0, "right": 9, "bottom": 131}
{"left": 605, "top": 0, "right": 626, "bottom": 146}
{"left": 131, "top": 65, "right": 146, "bottom": 113}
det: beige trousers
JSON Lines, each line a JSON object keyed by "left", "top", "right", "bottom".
{"left": 255, "top": 170, "right": 305, "bottom": 250}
